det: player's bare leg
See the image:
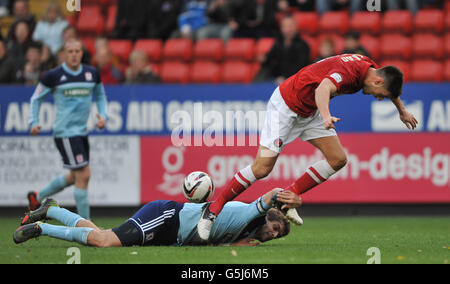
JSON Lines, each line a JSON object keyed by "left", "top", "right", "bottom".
{"left": 284, "top": 136, "right": 347, "bottom": 195}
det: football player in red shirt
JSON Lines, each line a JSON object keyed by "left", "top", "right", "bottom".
{"left": 198, "top": 54, "right": 419, "bottom": 241}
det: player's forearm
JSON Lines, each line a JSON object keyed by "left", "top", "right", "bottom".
{"left": 94, "top": 83, "right": 108, "bottom": 119}
{"left": 390, "top": 96, "right": 407, "bottom": 115}
{"left": 315, "top": 87, "right": 332, "bottom": 119}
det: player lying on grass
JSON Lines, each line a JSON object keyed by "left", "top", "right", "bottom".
{"left": 13, "top": 189, "right": 300, "bottom": 247}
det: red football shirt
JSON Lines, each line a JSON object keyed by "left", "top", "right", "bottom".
{"left": 279, "top": 54, "right": 378, "bottom": 117}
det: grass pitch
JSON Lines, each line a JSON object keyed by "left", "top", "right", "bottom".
{"left": 1, "top": 216, "right": 449, "bottom": 264}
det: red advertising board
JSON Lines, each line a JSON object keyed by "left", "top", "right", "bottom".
{"left": 141, "top": 133, "right": 450, "bottom": 204}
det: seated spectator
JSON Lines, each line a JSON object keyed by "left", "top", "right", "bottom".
{"left": 315, "top": 37, "right": 335, "bottom": 62}
{"left": 22, "top": 43, "right": 44, "bottom": 85}
{"left": 113, "top": 0, "right": 149, "bottom": 40}
{"left": 0, "top": 0, "right": 9, "bottom": 17}
{"left": 125, "top": 50, "right": 160, "bottom": 84}
{"left": 62, "top": 26, "right": 91, "bottom": 64}
{"left": 146, "top": 0, "right": 182, "bottom": 40}
{"left": 174, "top": 0, "right": 208, "bottom": 40}
{"left": 196, "top": 0, "right": 233, "bottom": 42}
{"left": 342, "top": 31, "right": 370, "bottom": 58}
{"left": 254, "top": 14, "right": 310, "bottom": 84}
{"left": 228, "top": 0, "right": 279, "bottom": 39}
{"left": 316, "top": 0, "right": 362, "bottom": 14}
{"left": 8, "top": 20, "right": 36, "bottom": 74}
{"left": 32, "top": 1, "right": 68, "bottom": 54}
{"left": 279, "top": 0, "right": 315, "bottom": 12}
{"left": 7, "top": 0, "right": 36, "bottom": 40}
{"left": 94, "top": 46, "right": 123, "bottom": 85}
{"left": 40, "top": 44, "right": 57, "bottom": 72}
{"left": 0, "top": 39, "right": 14, "bottom": 83}
{"left": 386, "top": 0, "right": 419, "bottom": 14}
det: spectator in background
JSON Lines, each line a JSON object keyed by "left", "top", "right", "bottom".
{"left": 228, "top": 0, "right": 279, "bottom": 39}
{"left": 113, "top": 0, "right": 148, "bottom": 40}
{"left": 279, "top": 0, "right": 315, "bottom": 11}
{"left": 32, "top": 1, "right": 68, "bottom": 54}
{"left": 125, "top": 50, "right": 160, "bottom": 84}
{"left": 315, "top": 37, "right": 335, "bottom": 62}
{"left": 316, "top": 0, "right": 363, "bottom": 14}
{"left": 196, "top": 0, "right": 233, "bottom": 42}
{"left": 386, "top": 0, "right": 419, "bottom": 14}
{"left": 8, "top": 20, "right": 35, "bottom": 75}
{"left": 7, "top": 0, "right": 35, "bottom": 40}
{"left": 147, "top": 0, "right": 182, "bottom": 40}
{"left": 0, "top": 39, "right": 14, "bottom": 83}
{"left": 174, "top": 0, "right": 208, "bottom": 40}
{"left": 342, "top": 31, "right": 370, "bottom": 57}
{"left": 62, "top": 26, "right": 91, "bottom": 64}
{"left": 40, "top": 44, "right": 57, "bottom": 72}
{"left": 94, "top": 46, "right": 123, "bottom": 85}
{"left": 22, "top": 43, "right": 43, "bottom": 85}
{"left": 254, "top": 14, "right": 310, "bottom": 84}
{"left": 0, "top": 0, "right": 9, "bottom": 17}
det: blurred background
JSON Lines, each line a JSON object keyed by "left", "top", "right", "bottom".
{"left": 0, "top": 0, "right": 449, "bottom": 216}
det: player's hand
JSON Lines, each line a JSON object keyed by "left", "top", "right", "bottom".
{"left": 30, "top": 125, "right": 41, "bottom": 136}
{"left": 322, "top": 116, "right": 341, "bottom": 130}
{"left": 96, "top": 114, "right": 106, "bottom": 129}
{"left": 231, "top": 238, "right": 260, "bottom": 247}
{"left": 399, "top": 111, "right": 418, "bottom": 130}
{"left": 276, "top": 190, "right": 302, "bottom": 210}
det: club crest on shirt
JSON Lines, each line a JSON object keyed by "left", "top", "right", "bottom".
{"left": 85, "top": 72, "right": 93, "bottom": 81}
{"left": 274, "top": 138, "right": 283, "bottom": 148}
{"left": 76, "top": 154, "right": 84, "bottom": 163}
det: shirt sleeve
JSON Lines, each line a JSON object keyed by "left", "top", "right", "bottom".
{"left": 325, "top": 57, "right": 373, "bottom": 93}
{"left": 93, "top": 82, "right": 108, "bottom": 120}
{"left": 29, "top": 82, "right": 52, "bottom": 127}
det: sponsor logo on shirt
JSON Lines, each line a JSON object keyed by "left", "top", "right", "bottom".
{"left": 330, "top": 73, "right": 343, "bottom": 83}
{"left": 63, "top": 88, "right": 91, "bottom": 97}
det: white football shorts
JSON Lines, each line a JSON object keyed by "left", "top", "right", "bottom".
{"left": 259, "top": 87, "right": 337, "bottom": 153}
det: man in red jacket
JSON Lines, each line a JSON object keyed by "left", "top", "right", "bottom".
{"left": 198, "top": 54, "right": 419, "bottom": 241}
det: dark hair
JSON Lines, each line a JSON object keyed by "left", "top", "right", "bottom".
{"left": 266, "top": 208, "right": 290, "bottom": 237}
{"left": 345, "top": 31, "right": 360, "bottom": 40}
{"left": 377, "top": 66, "right": 404, "bottom": 98}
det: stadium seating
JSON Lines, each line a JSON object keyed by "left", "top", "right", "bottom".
{"left": 301, "top": 35, "right": 318, "bottom": 61}
{"left": 221, "top": 61, "right": 253, "bottom": 83}
{"left": 414, "top": 9, "right": 444, "bottom": 34}
{"left": 445, "top": 34, "right": 450, "bottom": 58}
{"left": 412, "top": 34, "right": 444, "bottom": 60}
{"left": 104, "top": 4, "right": 117, "bottom": 34}
{"left": 381, "top": 10, "right": 413, "bottom": 34}
{"left": 224, "top": 39, "right": 256, "bottom": 61}
{"left": 318, "top": 34, "right": 345, "bottom": 54}
{"left": 293, "top": 12, "right": 319, "bottom": 35}
{"left": 350, "top": 12, "right": 381, "bottom": 35}
{"left": 379, "top": 60, "right": 411, "bottom": 82}
{"left": 190, "top": 61, "right": 221, "bottom": 83}
{"left": 162, "top": 39, "right": 193, "bottom": 62}
{"left": 81, "top": 37, "right": 96, "bottom": 56}
{"left": 255, "top": 38, "right": 275, "bottom": 59}
{"left": 410, "top": 60, "right": 443, "bottom": 82}
{"left": 360, "top": 35, "right": 380, "bottom": 60}
{"left": 160, "top": 62, "right": 190, "bottom": 83}
{"left": 134, "top": 39, "right": 163, "bottom": 62}
{"left": 108, "top": 40, "right": 133, "bottom": 63}
{"left": 444, "top": 60, "right": 450, "bottom": 81}
{"left": 76, "top": 5, "right": 104, "bottom": 35}
{"left": 319, "top": 11, "right": 349, "bottom": 35}
{"left": 193, "top": 39, "right": 224, "bottom": 62}
{"left": 380, "top": 34, "right": 412, "bottom": 60}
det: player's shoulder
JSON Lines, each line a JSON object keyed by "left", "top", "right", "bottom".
{"left": 82, "top": 64, "right": 102, "bottom": 83}
{"left": 40, "top": 65, "right": 64, "bottom": 87}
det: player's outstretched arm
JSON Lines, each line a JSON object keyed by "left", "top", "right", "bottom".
{"left": 390, "top": 96, "right": 419, "bottom": 130}
{"left": 315, "top": 78, "right": 341, "bottom": 130}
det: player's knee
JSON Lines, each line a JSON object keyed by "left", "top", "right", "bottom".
{"left": 329, "top": 155, "right": 347, "bottom": 171}
{"left": 252, "top": 164, "right": 273, "bottom": 179}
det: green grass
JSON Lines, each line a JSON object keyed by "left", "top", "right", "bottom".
{"left": 1, "top": 216, "right": 449, "bottom": 264}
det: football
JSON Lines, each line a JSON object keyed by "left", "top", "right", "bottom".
{"left": 183, "top": 171, "right": 215, "bottom": 203}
